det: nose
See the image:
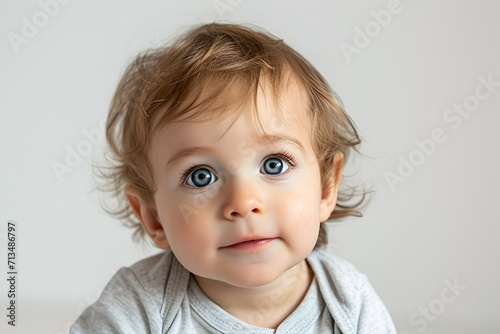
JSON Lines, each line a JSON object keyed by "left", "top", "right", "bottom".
{"left": 222, "top": 179, "right": 267, "bottom": 220}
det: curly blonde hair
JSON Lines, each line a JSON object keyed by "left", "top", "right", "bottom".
{"left": 95, "top": 22, "right": 371, "bottom": 247}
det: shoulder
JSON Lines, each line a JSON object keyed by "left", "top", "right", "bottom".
{"left": 308, "top": 248, "right": 368, "bottom": 296}
{"left": 71, "top": 250, "right": 183, "bottom": 334}
{"left": 307, "top": 249, "right": 369, "bottom": 309}
{"left": 307, "top": 249, "right": 397, "bottom": 334}
{"left": 105, "top": 250, "right": 175, "bottom": 309}
{"left": 308, "top": 248, "right": 365, "bottom": 280}
{"left": 127, "top": 249, "right": 175, "bottom": 296}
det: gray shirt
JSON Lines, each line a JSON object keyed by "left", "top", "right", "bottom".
{"left": 71, "top": 249, "right": 397, "bottom": 333}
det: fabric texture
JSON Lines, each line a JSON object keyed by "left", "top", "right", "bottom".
{"left": 71, "top": 249, "right": 397, "bottom": 334}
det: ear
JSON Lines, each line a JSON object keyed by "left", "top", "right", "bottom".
{"left": 125, "top": 186, "right": 170, "bottom": 249}
{"left": 320, "top": 151, "right": 344, "bottom": 222}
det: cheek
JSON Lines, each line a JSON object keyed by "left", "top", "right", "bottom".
{"left": 297, "top": 208, "right": 320, "bottom": 236}
{"left": 155, "top": 190, "right": 215, "bottom": 252}
{"left": 160, "top": 213, "right": 214, "bottom": 271}
{"left": 158, "top": 182, "right": 215, "bottom": 224}
{"left": 285, "top": 177, "right": 322, "bottom": 240}
{"left": 283, "top": 192, "right": 321, "bottom": 236}
{"left": 162, "top": 206, "right": 212, "bottom": 246}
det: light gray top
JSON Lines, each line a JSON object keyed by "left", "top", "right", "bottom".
{"left": 71, "top": 249, "right": 397, "bottom": 333}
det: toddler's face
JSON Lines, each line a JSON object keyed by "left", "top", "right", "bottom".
{"left": 147, "top": 80, "right": 338, "bottom": 288}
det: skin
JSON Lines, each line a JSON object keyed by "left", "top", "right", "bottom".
{"left": 125, "top": 78, "right": 344, "bottom": 329}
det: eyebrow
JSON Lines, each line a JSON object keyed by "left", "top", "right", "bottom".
{"left": 165, "top": 134, "right": 304, "bottom": 170}
{"left": 255, "top": 134, "right": 305, "bottom": 152}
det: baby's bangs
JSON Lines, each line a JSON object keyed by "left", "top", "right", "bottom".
{"left": 149, "top": 68, "right": 290, "bottom": 141}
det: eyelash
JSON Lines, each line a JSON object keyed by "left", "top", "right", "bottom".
{"left": 178, "top": 150, "right": 297, "bottom": 187}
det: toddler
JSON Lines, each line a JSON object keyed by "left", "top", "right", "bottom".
{"left": 71, "top": 22, "right": 397, "bottom": 333}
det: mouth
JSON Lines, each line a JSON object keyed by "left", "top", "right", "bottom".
{"left": 221, "top": 238, "right": 277, "bottom": 251}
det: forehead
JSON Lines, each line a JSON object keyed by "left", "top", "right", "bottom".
{"left": 148, "top": 76, "right": 313, "bottom": 159}
{"left": 251, "top": 77, "right": 310, "bottom": 136}
{"left": 168, "top": 72, "right": 310, "bottom": 134}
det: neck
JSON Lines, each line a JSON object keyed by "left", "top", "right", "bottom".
{"left": 194, "top": 259, "right": 314, "bottom": 329}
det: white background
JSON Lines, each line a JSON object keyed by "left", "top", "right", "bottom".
{"left": 1, "top": 0, "right": 499, "bottom": 333}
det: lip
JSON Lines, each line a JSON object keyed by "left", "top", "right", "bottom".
{"left": 221, "top": 238, "right": 277, "bottom": 251}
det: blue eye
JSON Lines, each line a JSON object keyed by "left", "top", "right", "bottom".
{"left": 262, "top": 157, "right": 290, "bottom": 175}
{"left": 186, "top": 168, "right": 217, "bottom": 187}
